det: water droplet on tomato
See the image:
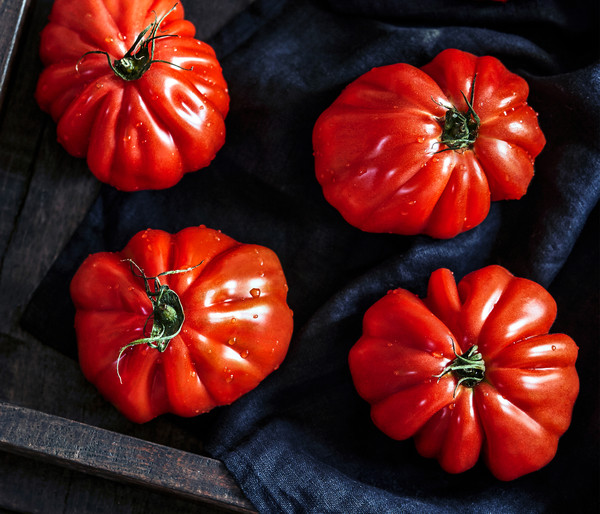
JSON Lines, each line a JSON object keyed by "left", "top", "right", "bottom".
{"left": 253, "top": 314, "right": 258, "bottom": 319}
{"left": 417, "top": 137, "right": 425, "bottom": 143}
{"left": 240, "top": 350, "right": 249, "bottom": 359}
{"left": 231, "top": 317, "right": 237, "bottom": 323}
{"left": 552, "top": 345, "right": 557, "bottom": 351}
{"left": 105, "top": 36, "right": 114, "bottom": 43}
{"left": 448, "top": 403, "right": 455, "bottom": 410}
{"left": 250, "top": 288, "right": 261, "bottom": 298}
{"left": 228, "top": 337, "right": 237, "bottom": 346}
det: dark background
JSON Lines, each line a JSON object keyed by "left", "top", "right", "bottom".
{"left": 1, "top": 0, "right": 598, "bottom": 512}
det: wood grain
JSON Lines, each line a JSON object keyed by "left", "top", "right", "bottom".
{"left": 0, "top": 0, "right": 32, "bottom": 110}
{"left": 0, "top": 402, "right": 255, "bottom": 512}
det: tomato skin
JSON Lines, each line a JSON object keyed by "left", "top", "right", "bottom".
{"left": 70, "top": 226, "right": 293, "bottom": 423}
{"left": 313, "top": 49, "right": 545, "bottom": 238}
{"left": 348, "top": 265, "right": 578, "bottom": 480}
{"left": 35, "top": 0, "right": 229, "bottom": 191}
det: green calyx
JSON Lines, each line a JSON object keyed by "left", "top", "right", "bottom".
{"left": 116, "top": 258, "right": 200, "bottom": 383}
{"left": 437, "top": 75, "right": 480, "bottom": 152}
{"left": 434, "top": 342, "right": 486, "bottom": 395}
{"left": 76, "top": 3, "right": 190, "bottom": 81}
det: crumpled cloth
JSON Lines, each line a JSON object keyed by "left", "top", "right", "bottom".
{"left": 23, "top": 0, "right": 599, "bottom": 512}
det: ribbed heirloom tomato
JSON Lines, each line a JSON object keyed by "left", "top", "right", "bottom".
{"left": 348, "top": 265, "right": 579, "bottom": 480}
{"left": 35, "top": 0, "right": 229, "bottom": 191}
{"left": 70, "top": 226, "right": 293, "bottom": 423}
{"left": 313, "top": 49, "right": 546, "bottom": 238}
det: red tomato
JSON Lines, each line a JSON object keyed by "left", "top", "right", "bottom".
{"left": 313, "top": 49, "right": 545, "bottom": 238}
{"left": 70, "top": 226, "right": 293, "bottom": 423}
{"left": 348, "top": 265, "right": 578, "bottom": 480}
{"left": 35, "top": 0, "right": 229, "bottom": 191}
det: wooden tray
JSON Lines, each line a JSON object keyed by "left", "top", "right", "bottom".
{"left": 0, "top": 1, "right": 255, "bottom": 512}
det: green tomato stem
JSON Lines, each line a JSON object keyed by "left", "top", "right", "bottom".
{"left": 76, "top": 3, "right": 191, "bottom": 81}
{"left": 438, "top": 75, "right": 480, "bottom": 152}
{"left": 116, "top": 258, "right": 200, "bottom": 383}
{"left": 434, "top": 341, "right": 486, "bottom": 396}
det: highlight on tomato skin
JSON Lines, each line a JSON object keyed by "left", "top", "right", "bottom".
{"left": 348, "top": 265, "right": 579, "bottom": 480}
{"left": 35, "top": 0, "right": 229, "bottom": 191}
{"left": 313, "top": 48, "right": 546, "bottom": 239}
{"left": 70, "top": 225, "right": 294, "bottom": 423}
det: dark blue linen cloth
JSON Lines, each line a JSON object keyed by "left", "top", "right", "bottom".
{"left": 24, "top": 0, "right": 599, "bottom": 512}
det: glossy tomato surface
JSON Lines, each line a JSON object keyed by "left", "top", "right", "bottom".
{"left": 70, "top": 226, "right": 293, "bottom": 423}
{"left": 348, "top": 265, "right": 579, "bottom": 480}
{"left": 313, "top": 49, "right": 546, "bottom": 238}
{"left": 36, "top": 0, "right": 229, "bottom": 191}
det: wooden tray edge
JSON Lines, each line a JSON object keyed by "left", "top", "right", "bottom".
{"left": 0, "top": 401, "right": 255, "bottom": 512}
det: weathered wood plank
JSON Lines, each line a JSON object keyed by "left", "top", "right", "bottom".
{"left": 0, "top": 124, "right": 101, "bottom": 332}
{"left": 0, "top": 0, "right": 50, "bottom": 268}
{"left": 0, "top": 329, "right": 243, "bottom": 513}
{"left": 0, "top": 450, "right": 237, "bottom": 514}
{"left": 0, "top": 0, "right": 31, "bottom": 110}
{"left": 0, "top": 402, "right": 255, "bottom": 512}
